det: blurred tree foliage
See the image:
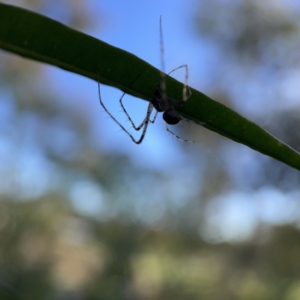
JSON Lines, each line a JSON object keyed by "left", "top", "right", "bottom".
{"left": 1, "top": 0, "right": 300, "bottom": 299}
{"left": 1, "top": 197, "right": 300, "bottom": 299}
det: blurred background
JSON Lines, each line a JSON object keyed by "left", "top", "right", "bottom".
{"left": 1, "top": 0, "right": 300, "bottom": 299}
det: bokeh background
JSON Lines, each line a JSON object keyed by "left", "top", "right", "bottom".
{"left": 1, "top": 0, "right": 300, "bottom": 299}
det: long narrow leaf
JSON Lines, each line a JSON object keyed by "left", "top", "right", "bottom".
{"left": 0, "top": 3, "right": 299, "bottom": 170}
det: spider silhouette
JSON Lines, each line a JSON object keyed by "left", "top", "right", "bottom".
{"left": 98, "top": 16, "right": 194, "bottom": 144}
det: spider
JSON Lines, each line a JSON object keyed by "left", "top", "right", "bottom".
{"left": 98, "top": 16, "right": 195, "bottom": 144}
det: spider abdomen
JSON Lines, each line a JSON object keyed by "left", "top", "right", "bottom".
{"left": 163, "top": 108, "right": 181, "bottom": 125}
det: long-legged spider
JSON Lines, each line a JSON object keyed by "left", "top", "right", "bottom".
{"left": 98, "top": 16, "right": 194, "bottom": 144}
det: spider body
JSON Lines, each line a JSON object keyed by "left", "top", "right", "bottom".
{"left": 151, "top": 83, "right": 182, "bottom": 125}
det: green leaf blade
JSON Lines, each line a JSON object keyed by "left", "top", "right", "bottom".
{"left": 0, "top": 3, "right": 299, "bottom": 170}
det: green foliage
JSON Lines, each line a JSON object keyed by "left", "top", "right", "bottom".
{"left": 0, "top": 3, "right": 300, "bottom": 170}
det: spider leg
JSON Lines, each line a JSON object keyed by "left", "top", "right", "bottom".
{"left": 159, "top": 15, "right": 168, "bottom": 104}
{"left": 135, "top": 102, "right": 155, "bottom": 144}
{"left": 119, "top": 95, "right": 151, "bottom": 131}
{"left": 164, "top": 122, "right": 196, "bottom": 143}
{"left": 150, "top": 110, "right": 159, "bottom": 123}
{"left": 98, "top": 77, "right": 153, "bottom": 144}
{"left": 168, "top": 64, "right": 192, "bottom": 103}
